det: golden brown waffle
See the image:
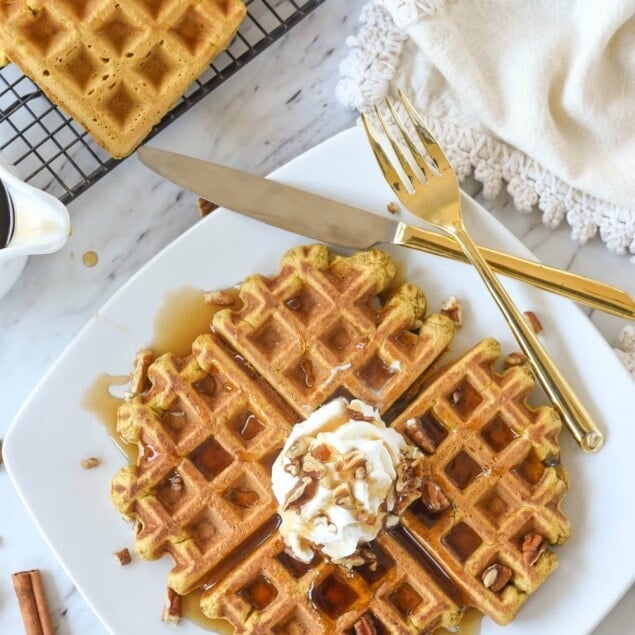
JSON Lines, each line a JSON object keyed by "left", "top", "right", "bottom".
{"left": 110, "top": 245, "right": 569, "bottom": 632}
{"left": 111, "top": 333, "right": 298, "bottom": 594}
{"left": 0, "top": 0, "right": 246, "bottom": 157}
{"left": 212, "top": 244, "right": 455, "bottom": 418}
{"left": 197, "top": 338, "right": 570, "bottom": 632}
{"left": 392, "top": 338, "right": 571, "bottom": 625}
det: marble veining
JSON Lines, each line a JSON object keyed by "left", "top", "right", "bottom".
{"left": 0, "top": 1, "right": 632, "bottom": 633}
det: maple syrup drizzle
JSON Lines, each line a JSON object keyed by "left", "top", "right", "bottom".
{"left": 152, "top": 286, "right": 240, "bottom": 357}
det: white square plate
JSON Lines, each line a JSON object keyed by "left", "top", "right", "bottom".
{"left": 4, "top": 128, "right": 634, "bottom": 634}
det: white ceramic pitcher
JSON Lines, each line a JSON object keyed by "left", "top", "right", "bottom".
{"left": 0, "top": 160, "right": 71, "bottom": 299}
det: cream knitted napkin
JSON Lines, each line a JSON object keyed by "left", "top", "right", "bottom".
{"left": 337, "top": 0, "right": 635, "bottom": 377}
{"left": 337, "top": 0, "right": 635, "bottom": 255}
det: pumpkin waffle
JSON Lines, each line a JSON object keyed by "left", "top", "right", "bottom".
{"left": 0, "top": 0, "right": 246, "bottom": 157}
{"left": 392, "top": 337, "right": 571, "bottom": 626}
{"left": 212, "top": 244, "right": 456, "bottom": 418}
{"left": 110, "top": 245, "right": 569, "bottom": 633}
{"left": 197, "top": 338, "right": 570, "bottom": 633}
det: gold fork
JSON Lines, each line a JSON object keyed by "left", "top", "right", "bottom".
{"left": 361, "top": 92, "right": 604, "bottom": 453}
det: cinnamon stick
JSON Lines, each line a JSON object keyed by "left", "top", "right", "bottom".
{"left": 12, "top": 570, "right": 55, "bottom": 635}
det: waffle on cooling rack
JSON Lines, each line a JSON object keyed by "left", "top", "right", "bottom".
{"left": 110, "top": 245, "right": 570, "bottom": 633}
{"left": 0, "top": 0, "right": 246, "bottom": 157}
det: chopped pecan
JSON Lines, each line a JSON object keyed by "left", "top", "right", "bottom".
{"left": 481, "top": 563, "right": 512, "bottom": 592}
{"left": 504, "top": 352, "right": 527, "bottom": 368}
{"left": 302, "top": 454, "right": 326, "bottom": 479}
{"left": 404, "top": 417, "right": 436, "bottom": 454}
{"left": 130, "top": 348, "right": 153, "bottom": 394}
{"left": 421, "top": 479, "right": 450, "bottom": 513}
{"left": 346, "top": 407, "right": 375, "bottom": 422}
{"left": 162, "top": 587, "right": 183, "bottom": 623}
{"left": 524, "top": 311, "right": 543, "bottom": 334}
{"left": 311, "top": 443, "right": 331, "bottom": 461}
{"left": 284, "top": 460, "right": 301, "bottom": 477}
{"left": 80, "top": 456, "right": 100, "bottom": 469}
{"left": 440, "top": 296, "right": 463, "bottom": 326}
{"left": 342, "top": 450, "right": 366, "bottom": 472}
{"left": 354, "top": 614, "right": 378, "bottom": 635}
{"left": 283, "top": 476, "right": 315, "bottom": 510}
{"left": 286, "top": 437, "right": 310, "bottom": 460}
{"left": 386, "top": 201, "right": 399, "bottom": 215}
{"left": 333, "top": 483, "right": 354, "bottom": 508}
{"left": 113, "top": 548, "right": 132, "bottom": 566}
{"left": 521, "top": 533, "right": 547, "bottom": 567}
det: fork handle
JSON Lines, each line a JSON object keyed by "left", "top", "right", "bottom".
{"left": 450, "top": 225, "right": 604, "bottom": 452}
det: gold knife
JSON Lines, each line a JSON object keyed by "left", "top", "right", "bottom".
{"left": 137, "top": 147, "right": 634, "bottom": 321}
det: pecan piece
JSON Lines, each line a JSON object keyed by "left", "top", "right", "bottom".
{"left": 504, "top": 351, "right": 527, "bottom": 368}
{"left": 481, "top": 563, "right": 512, "bottom": 592}
{"left": 521, "top": 533, "right": 547, "bottom": 566}
{"left": 286, "top": 437, "right": 310, "bottom": 460}
{"left": 333, "top": 483, "right": 354, "bottom": 509}
{"left": 386, "top": 201, "right": 399, "bottom": 215}
{"left": 283, "top": 476, "right": 314, "bottom": 510}
{"left": 302, "top": 453, "right": 326, "bottom": 479}
{"left": 80, "top": 456, "right": 100, "bottom": 469}
{"left": 162, "top": 587, "right": 183, "bottom": 623}
{"left": 354, "top": 614, "right": 378, "bottom": 635}
{"left": 404, "top": 417, "right": 435, "bottom": 454}
{"left": 113, "top": 548, "right": 132, "bottom": 566}
{"left": 346, "top": 407, "right": 375, "bottom": 422}
{"left": 421, "top": 479, "right": 450, "bottom": 513}
{"left": 524, "top": 310, "right": 543, "bottom": 334}
{"left": 440, "top": 296, "right": 463, "bottom": 326}
{"left": 342, "top": 450, "right": 366, "bottom": 472}
{"left": 284, "top": 460, "right": 301, "bottom": 476}
{"left": 311, "top": 443, "right": 331, "bottom": 461}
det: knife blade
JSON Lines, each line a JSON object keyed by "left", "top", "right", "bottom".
{"left": 137, "top": 146, "right": 634, "bottom": 321}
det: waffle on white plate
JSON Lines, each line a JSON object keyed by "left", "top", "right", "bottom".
{"left": 110, "top": 244, "right": 570, "bottom": 633}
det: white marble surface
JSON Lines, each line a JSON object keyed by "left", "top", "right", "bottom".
{"left": 0, "top": 1, "right": 633, "bottom": 633}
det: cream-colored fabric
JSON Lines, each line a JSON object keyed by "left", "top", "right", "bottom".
{"left": 337, "top": 0, "right": 635, "bottom": 254}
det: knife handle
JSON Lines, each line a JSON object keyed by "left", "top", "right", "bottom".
{"left": 394, "top": 222, "right": 635, "bottom": 321}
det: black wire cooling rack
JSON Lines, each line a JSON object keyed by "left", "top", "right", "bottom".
{"left": 0, "top": 0, "right": 326, "bottom": 203}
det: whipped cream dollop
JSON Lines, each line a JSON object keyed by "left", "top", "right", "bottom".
{"left": 272, "top": 398, "right": 422, "bottom": 564}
